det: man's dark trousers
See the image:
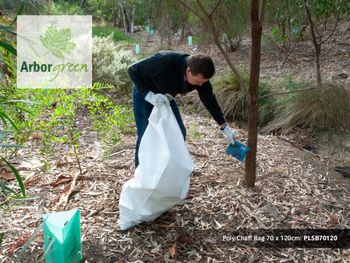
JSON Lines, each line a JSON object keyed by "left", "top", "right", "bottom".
{"left": 132, "top": 85, "right": 186, "bottom": 167}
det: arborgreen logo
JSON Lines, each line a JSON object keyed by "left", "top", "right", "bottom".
{"left": 40, "top": 25, "right": 76, "bottom": 59}
{"left": 17, "top": 15, "right": 92, "bottom": 89}
{"left": 20, "top": 24, "right": 88, "bottom": 81}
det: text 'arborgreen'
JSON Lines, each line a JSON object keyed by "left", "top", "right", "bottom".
{"left": 20, "top": 61, "right": 88, "bottom": 80}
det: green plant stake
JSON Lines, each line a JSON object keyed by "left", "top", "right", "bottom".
{"left": 43, "top": 209, "right": 82, "bottom": 263}
{"left": 135, "top": 44, "right": 141, "bottom": 54}
{"left": 188, "top": 36, "right": 193, "bottom": 46}
{"left": 0, "top": 232, "right": 4, "bottom": 246}
{"left": 221, "top": 33, "right": 228, "bottom": 44}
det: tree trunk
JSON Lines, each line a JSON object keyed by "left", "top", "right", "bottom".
{"left": 303, "top": 0, "right": 322, "bottom": 87}
{"left": 112, "top": 7, "right": 117, "bottom": 27}
{"left": 119, "top": 2, "right": 130, "bottom": 33}
{"left": 314, "top": 44, "right": 321, "bottom": 87}
{"left": 124, "top": 9, "right": 131, "bottom": 33}
{"left": 245, "top": 0, "right": 264, "bottom": 187}
{"left": 211, "top": 29, "right": 243, "bottom": 87}
{"left": 46, "top": 0, "right": 52, "bottom": 14}
{"left": 119, "top": 4, "right": 127, "bottom": 33}
{"left": 130, "top": 6, "right": 135, "bottom": 33}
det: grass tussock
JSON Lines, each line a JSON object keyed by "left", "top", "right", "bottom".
{"left": 212, "top": 72, "right": 275, "bottom": 125}
{"left": 193, "top": 73, "right": 348, "bottom": 138}
{"left": 212, "top": 72, "right": 248, "bottom": 122}
{"left": 263, "top": 82, "right": 350, "bottom": 134}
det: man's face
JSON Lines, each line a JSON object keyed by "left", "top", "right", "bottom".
{"left": 186, "top": 67, "right": 209, "bottom": 86}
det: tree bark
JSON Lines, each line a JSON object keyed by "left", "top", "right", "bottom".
{"left": 46, "top": 0, "right": 52, "bottom": 14}
{"left": 314, "top": 44, "right": 321, "bottom": 86}
{"left": 124, "top": 9, "right": 131, "bottom": 33}
{"left": 130, "top": 6, "right": 135, "bottom": 33}
{"left": 303, "top": 0, "right": 321, "bottom": 87}
{"left": 119, "top": 2, "right": 130, "bottom": 33}
{"left": 112, "top": 8, "right": 117, "bottom": 27}
{"left": 245, "top": 0, "right": 264, "bottom": 187}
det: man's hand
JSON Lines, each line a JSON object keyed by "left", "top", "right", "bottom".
{"left": 145, "top": 91, "right": 170, "bottom": 106}
{"left": 220, "top": 123, "right": 238, "bottom": 144}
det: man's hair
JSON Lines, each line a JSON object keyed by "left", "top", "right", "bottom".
{"left": 187, "top": 54, "right": 215, "bottom": 79}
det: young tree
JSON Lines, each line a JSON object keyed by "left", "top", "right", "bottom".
{"left": 87, "top": 0, "right": 119, "bottom": 25}
{"left": 302, "top": 0, "right": 348, "bottom": 86}
{"left": 179, "top": 0, "right": 245, "bottom": 87}
{"left": 265, "top": 0, "right": 306, "bottom": 63}
{"left": 245, "top": 0, "right": 266, "bottom": 187}
{"left": 155, "top": 0, "right": 186, "bottom": 48}
{"left": 118, "top": 0, "right": 134, "bottom": 33}
{"left": 179, "top": 0, "right": 266, "bottom": 187}
{"left": 120, "top": 0, "right": 150, "bottom": 33}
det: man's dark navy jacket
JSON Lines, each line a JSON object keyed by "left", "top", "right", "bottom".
{"left": 128, "top": 51, "right": 226, "bottom": 125}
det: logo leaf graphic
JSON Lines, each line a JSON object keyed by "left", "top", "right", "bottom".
{"left": 40, "top": 25, "right": 76, "bottom": 59}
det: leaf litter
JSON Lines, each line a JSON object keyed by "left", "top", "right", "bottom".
{"left": 0, "top": 112, "right": 349, "bottom": 263}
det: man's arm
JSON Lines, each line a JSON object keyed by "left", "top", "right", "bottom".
{"left": 197, "top": 82, "right": 238, "bottom": 143}
{"left": 197, "top": 81, "right": 226, "bottom": 125}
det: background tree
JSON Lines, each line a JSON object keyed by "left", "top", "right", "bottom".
{"left": 157, "top": 1, "right": 187, "bottom": 48}
{"left": 179, "top": 0, "right": 247, "bottom": 87}
{"left": 210, "top": 0, "right": 249, "bottom": 52}
{"left": 87, "top": 0, "right": 119, "bottom": 25}
{"left": 265, "top": 0, "right": 306, "bottom": 63}
{"left": 301, "top": 0, "right": 348, "bottom": 86}
{"left": 118, "top": 0, "right": 135, "bottom": 33}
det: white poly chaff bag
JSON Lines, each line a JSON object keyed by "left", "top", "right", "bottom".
{"left": 118, "top": 102, "right": 194, "bottom": 230}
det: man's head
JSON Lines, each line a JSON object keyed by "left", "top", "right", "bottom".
{"left": 186, "top": 54, "right": 215, "bottom": 86}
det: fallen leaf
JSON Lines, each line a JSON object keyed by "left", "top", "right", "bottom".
{"left": 53, "top": 171, "right": 80, "bottom": 209}
{"left": 7, "top": 232, "right": 31, "bottom": 256}
{"left": 328, "top": 213, "right": 339, "bottom": 224}
{"left": 0, "top": 170, "right": 15, "bottom": 181}
{"left": 178, "top": 234, "right": 195, "bottom": 245}
{"left": 55, "top": 161, "right": 73, "bottom": 168}
{"left": 25, "top": 175, "right": 41, "bottom": 187}
{"left": 50, "top": 175, "right": 72, "bottom": 187}
{"left": 292, "top": 216, "right": 305, "bottom": 222}
{"left": 168, "top": 241, "right": 176, "bottom": 258}
{"left": 213, "top": 219, "right": 223, "bottom": 230}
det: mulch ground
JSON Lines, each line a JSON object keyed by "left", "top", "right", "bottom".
{"left": 1, "top": 111, "right": 349, "bottom": 262}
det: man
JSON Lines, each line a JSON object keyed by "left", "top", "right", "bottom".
{"left": 128, "top": 51, "right": 237, "bottom": 167}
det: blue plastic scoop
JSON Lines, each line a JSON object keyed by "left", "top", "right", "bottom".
{"left": 226, "top": 141, "right": 250, "bottom": 161}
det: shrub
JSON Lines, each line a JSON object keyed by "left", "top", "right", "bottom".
{"left": 93, "top": 35, "right": 136, "bottom": 95}
{"left": 19, "top": 88, "right": 134, "bottom": 169}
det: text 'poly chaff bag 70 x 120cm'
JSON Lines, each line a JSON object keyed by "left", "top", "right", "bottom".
{"left": 119, "top": 102, "right": 194, "bottom": 230}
